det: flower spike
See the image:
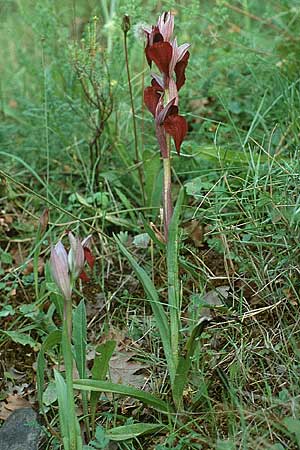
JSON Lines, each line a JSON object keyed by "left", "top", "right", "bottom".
{"left": 143, "top": 11, "right": 190, "bottom": 156}
{"left": 142, "top": 11, "right": 190, "bottom": 239}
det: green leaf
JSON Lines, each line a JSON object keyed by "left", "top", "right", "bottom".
{"left": 0, "top": 305, "right": 15, "bottom": 317}
{"left": 106, "top": 423, "right": 166, "bottom": 441}
{"left": 43, "top": 381, "right": 58, "bottom": 406}
{"left": 73, "top": 379, "right": 173, "bottom": 415}
{"left": 133, "top": 233, "right": 150, "bottom": 248}
{"left": 83, "top": 425, "right": 110, "bottom": 449}
{"left": 73, "top": 300, "right": 87, "bottom": 379}
{"left": 0, "top": 249, "right": 12, "bottom": 264}
{"left": 172, "top": 356, "right": 190, "bottom": 410}
{"left": 76, "top": 192, "right": 92, "bottom": 208}
{"left": 54, "top": 369, "right": 70, "bottom": 448}
{"left": 1, "top": 331, "right": 37, "bottom": 348}
{"left": 283, "top": 417, "right": 300, "bottom": 444}
{"left": 91, "top": 340, "right": 116, "bottom": 381}
{"left": 172, "top": 317, "right": 211, "bottom": 408}
{"left": 216, "top": 440, "right": 235, "bottom": 450}
{"left": 95, "top": 425, "right": 110, "bottom": 448}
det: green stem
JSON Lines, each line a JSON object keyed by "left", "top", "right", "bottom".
{"left": 63, "top": 286, "right": 79, "bottom": 450}
{"left": 64, "top": 297, "right": 73, "bottom": 342}
{"left": 163, "top": 149, "right": 172, "bottom": 241}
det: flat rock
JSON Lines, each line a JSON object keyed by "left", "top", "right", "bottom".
{"left": 0, "top": 408, "right": 41, "bottom": 450}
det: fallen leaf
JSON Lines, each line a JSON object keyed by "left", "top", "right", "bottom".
{"left": 184, "top": 219, "right": 204, "bottom": 247}
{"left": 23, "top": 257, "right": 44, "bottom": 275}
{"left": 109, "top": 352, "right": 148, "bottom": 388}
{"left": 0, "top": 394, "right": 31, "bottom": 420}
{"left": 200, "top": 286, "right": 230, "bottom": 318}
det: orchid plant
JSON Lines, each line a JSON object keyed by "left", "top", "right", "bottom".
{"left": 50, "top": 233, "right": 94, "bottom": 338}
{"left": 47, "top": 232, "right": 94, "bottom": 450}
{"left": 117, "top": 12, "right": 209, "bottom": 410}
{"left": 143, "top": 11, "right": 190, "bottom": 240}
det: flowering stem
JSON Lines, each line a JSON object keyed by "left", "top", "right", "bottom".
{"left": 163, "top": 147, "right": 173, "bottom": 241}
{"left": 62, "top": 298, "right": 78, "bottom": 450}
{"left": 64, "top": 296, "right": 73, "bottom": 342}
{"left": 62, "top": 282, "right": 80, "bottom": 449}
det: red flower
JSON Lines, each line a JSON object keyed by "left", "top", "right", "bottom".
{"left": 79, "top": 235, "right": 95, "bottom": 282}
{"left": 155, "top": 98, "right": 188, "bottom": 157}
{"left": 146, "top": 41, "right": 173, "bottom": 77}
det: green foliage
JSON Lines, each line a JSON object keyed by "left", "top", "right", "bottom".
{"left": 83, "top": 426, "right": 110, "bottom": 449}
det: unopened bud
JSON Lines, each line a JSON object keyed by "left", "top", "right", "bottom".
{"left": 122, "top": 15, "right": 131, "bottom": 34}
{"left": 50, "top": 241, "right": 72, "bottom": 300}
{"left": 68, "top": 232, "right": 85, "bottom": 279}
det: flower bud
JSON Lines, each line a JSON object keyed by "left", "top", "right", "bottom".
{"left": 50, "top": 241, "right": 72, "bottom": 300}
{"left": 68, "top": 232, "right": 85, "bottom": 279}
{"left": 122, "top": 15, "right": 131, "bottom": 34}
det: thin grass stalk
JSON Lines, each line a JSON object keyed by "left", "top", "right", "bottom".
{"left": 33, "top": 230, "right": 42, "bottom": 299}
{"left": 123, "top": 18, "right": 145, "bottom": 204}
{"left": 41, "top": 40, "right": 50, "bottom": 202}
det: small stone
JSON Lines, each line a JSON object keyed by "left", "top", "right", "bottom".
{"left": 0, "top": 408, "right": 42, "bottom": 450}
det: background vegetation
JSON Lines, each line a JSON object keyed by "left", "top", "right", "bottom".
{"left": 1, "top": 0, "right": 300, "bottom": 449}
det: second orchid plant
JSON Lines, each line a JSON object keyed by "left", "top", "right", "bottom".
{"left": 47, "top": 233, "right": 94, "bottom": 450}
{"left": 143, "top": 11, "right": 190, "bottom": 240}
